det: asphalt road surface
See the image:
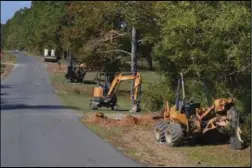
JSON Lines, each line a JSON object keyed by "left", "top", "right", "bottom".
{"left": 1, "top": 52, "right": 141, "bottom": 167}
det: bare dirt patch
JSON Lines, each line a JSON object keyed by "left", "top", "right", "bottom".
{"left": 82, "top": 112, "right": 250, "bottom": 167}
{"left": 83, "top": 112, "right": 156, "bottom": 127}
{"left": 82, "top": 112, "right": 197, "bottom": 167}
{"left": 1, "top": 64, "right": 14, "bottom": 80}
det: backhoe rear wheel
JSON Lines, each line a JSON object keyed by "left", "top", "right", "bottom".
{"left": 164, "top": 122, "right": 184, "bottom": 147}
{"left": 154, "top": 121, "right": 168, "bottom": 142}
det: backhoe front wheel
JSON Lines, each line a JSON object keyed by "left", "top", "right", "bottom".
{"left": 154, "top": 121, "right": 168, "bottom": 142}
{"left": 164, "top": 122, "right": 184, "bottom": 147}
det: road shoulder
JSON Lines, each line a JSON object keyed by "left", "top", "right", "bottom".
{"left": 1, "top": 51, "right": 17, "bottom": 80}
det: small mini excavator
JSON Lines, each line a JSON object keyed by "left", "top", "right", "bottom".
{"left": 90, "top": 72, "right": 142, "bottom": 112}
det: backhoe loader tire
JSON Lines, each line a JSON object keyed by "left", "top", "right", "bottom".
{"left": 229, "top": 107, "right": 243, "bottom": 150}
{"left": 164, "top": 122, "right": 184, "bottom": 147}
{"left": 154, "top": 121, "right": 168, "bottom": 142}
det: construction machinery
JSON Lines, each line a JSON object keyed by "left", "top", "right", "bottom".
{"left": 154, "top": 73, "right": 244, "bottom": 150}
{"left": 90, "top": 72, "right": 142, "bottom": 112}
{"left": 65, "top": 58, "right": 86, "bottom": 83}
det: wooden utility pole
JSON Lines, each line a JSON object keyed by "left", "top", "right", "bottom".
{"left": 131, "top": 26, "right": 137, "bottom": 76}
{"left": 130, "top": 1, "right": 137, "bottom": 111}
{"left": 131, "top": 26, "right": 137, "bottom": 104}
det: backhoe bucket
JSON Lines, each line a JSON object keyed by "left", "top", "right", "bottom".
{"left": 230, "top": 107, "right": 244, "bottom": 150}
{"left": 230, "top": 125, "right": 244, "bottom": 150}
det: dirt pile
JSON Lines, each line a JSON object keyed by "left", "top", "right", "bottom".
{"left": 118, "top": 115, "right": 140, "bottom": 126}
{"left": 84, "top": 112, "right": 118, "bottom": 126}
{"left": 139, "top": 114, "right": 157, "bottom": 125}
{"left": 1, "top": 64, "right": 14, "bottom": 79}
{"left": 83, "top": 112, "right": 157, "bottom": 127}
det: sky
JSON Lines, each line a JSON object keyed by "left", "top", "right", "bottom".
{"left": 1, "top": 1, "right": 31, "bottom": 24}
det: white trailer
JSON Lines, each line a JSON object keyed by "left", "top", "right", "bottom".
{"left": 44, "top": 48, "right": 57, "bottom": 62}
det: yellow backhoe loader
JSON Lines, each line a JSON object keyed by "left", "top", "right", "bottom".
{"left": 154, "top": 73, "right": 244, "bottom": 150}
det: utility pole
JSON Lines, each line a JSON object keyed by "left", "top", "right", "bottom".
{"left": 131, "top": 26, "right": 137, "bottom": 76}
{"left": 130, "top": 1, "right": 138, "bottom": 112}
{"left": 130, "top": 1, "right": 137, "bottom": 77}
{"left": 131, "top": 26, "right": 137, "bottom": 105}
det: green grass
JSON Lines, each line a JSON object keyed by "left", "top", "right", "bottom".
{"left": 50, "top": 70, "right": 162, "bottom": 115}
{"left": 22, "top": 51, "right": 40, "bottom": 57}
{"left": 1, "top": 50, "right": 16, "bottom": 74}
{"left": 50, "top": 68, "right": 251, "bottom": 167}
{"left": 84, "top": 122, "right": 124, "bottom": 139}
{"left": 50, "top": 70, "right": 164, "bottom": 114}
{"left": 179, "top": 145, "right": 251, "bottom": 167}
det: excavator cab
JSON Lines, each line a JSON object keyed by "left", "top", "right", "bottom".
{"left": 90, "top": 72, "right": 142, "bottom": 112}
{"left": 97, "top": 72, "right": 111, "bottom": 95}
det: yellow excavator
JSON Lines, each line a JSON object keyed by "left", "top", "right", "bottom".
{"left": 90, "top": 72, "right": 142, "bottom": 112}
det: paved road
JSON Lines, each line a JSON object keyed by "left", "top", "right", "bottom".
{"left": 1, "top": 52, "right": 141, "bottom": 167}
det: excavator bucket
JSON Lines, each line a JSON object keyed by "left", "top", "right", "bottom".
{"left": 129, "top": 104, "right": 141, "bottom": 113}
{"left": 129, "top": 104, "right": 138, "bottom": 113}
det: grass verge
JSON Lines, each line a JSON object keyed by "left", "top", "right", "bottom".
{"left": 1, "top": 50, "right": 17, "bottom": 79}
{"left": 48, "top": 62, "right": 251, "bottom": 167}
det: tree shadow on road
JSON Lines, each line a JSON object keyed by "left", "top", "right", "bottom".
{"left": 1, "top": 84, "right": 82, "bottom": 111}
{"left": 1, "top": 104, "right": 81, "bottom": 111}
{"left": 1, "top": 84, "right": 11, "bottom": 96}
{"left": 1, "top": 84, "right": 12, "bottom": 89}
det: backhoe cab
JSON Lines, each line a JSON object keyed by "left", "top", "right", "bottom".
{"left": 90, "top": 72, "right": 142, "bottom": 112}
{"left": 154, "top": 73, "right": 244, "bottom": 150}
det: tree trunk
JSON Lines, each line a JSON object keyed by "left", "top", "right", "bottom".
{"left": 145, "top": 45, "right": 153, "bottom": 70}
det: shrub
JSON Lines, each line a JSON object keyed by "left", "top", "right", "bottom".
{"left": 142, "top": 80, "right": 175, "bottom": 111}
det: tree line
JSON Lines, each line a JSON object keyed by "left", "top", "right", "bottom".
{"left": 2, "top": 1, "right": 251, "bottom": 142}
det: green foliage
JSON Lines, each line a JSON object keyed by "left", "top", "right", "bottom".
{"left": 2, "top": 2, "right": 67, "bottom": 55}
{"left": 142, "top": 79, "right": 175, "bottom": 111}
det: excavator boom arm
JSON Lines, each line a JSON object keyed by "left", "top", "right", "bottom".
{"left": 107, "top": 73, "right": 142, "bottom": 102}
